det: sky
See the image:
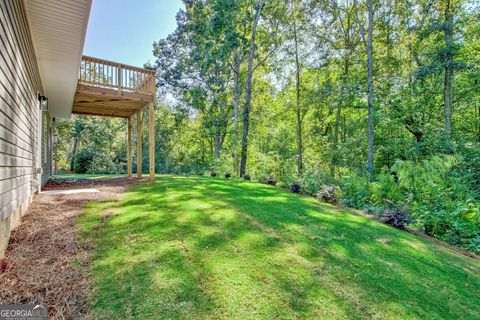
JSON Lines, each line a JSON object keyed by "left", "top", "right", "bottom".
{"left": 83, "top": 0, "right": 183, "bottom": 67}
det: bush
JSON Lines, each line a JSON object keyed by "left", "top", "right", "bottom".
{"left": 340, "top": 175, "right": 369, "bottom": 208}
{"left": 296, "top": 169, "right": 336, "bottom": 196}
{"left": 262, "top": 176, "right": 277, "bottom": 186}
{"left": 380, "top": 204, "right": 413, "bottom": 230}
{"left": 243, "top": 174, "right": 251, "bottom": 180}
{"left": 210, "top": 171, "right": 217, "bottom": 177}
{"left": 73, "top": 150, "right": 94, "bottom": 174}
{"left": 225, "top": 173, "right": 231, "bottom": 178}
{"left": 290, "top": 182, "right": 301, "bottom": 193}
{"left": 316, "top": 185, "right": 340, "bottom": 204}
{"left": 369, "top": 173, "right": 404, "bottom": 205}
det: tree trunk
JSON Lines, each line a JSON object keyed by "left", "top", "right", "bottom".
{"left": 214, "top": 130, "right": 222, "bottom": 159}
{"left": 293, "top": 20, "right": 303, "bottom": 176}
{"left": 240, "top": 1, "right": 264, "bottom": 177}
{"left": 443, "top": 0, "right": 453, "bottom": 138}
{"left": 331, "top": 94, "right": 342, "bottom": 177}
{"left": 331, "top": 59, "right": 348, "bottom": 177}
{"left": 214, "top": 99, "right": 227, "bottom": 160}
{"left": 367, "top": 0, "right": 375, "bottom": 181}
{"left": 232, "top": 47, "right": 241, "bottom": 176}
{"left": 70, "top": 137, "right": 79, "bottom": 172}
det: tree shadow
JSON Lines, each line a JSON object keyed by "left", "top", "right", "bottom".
{"left": 82, "top": 175, "right": 480, "bottom": 319}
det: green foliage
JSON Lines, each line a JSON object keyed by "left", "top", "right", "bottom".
{"left": 73, "top": 150, "right": 94, "bottom": 174}
{"left": 56, "top": 115, "right": 127, "bottom": 174}
{"left": 340, "top": 175, "right": 370, "bottom": 208}
{"left": 338, "top": 154, "right": 479, "bottom": 253}
{"left": 391, "top": 155, "right": 459, "bottom": 200}
{"left": 369, "top": 173, "right": 404, "bottom": 206}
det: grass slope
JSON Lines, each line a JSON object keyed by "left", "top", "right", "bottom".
{"left": 78, "top": 175, "right": 480, "bottom": 319}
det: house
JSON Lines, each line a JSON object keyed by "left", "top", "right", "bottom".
{"left": 0, "top": 0, "right": 156, "bottom": 257}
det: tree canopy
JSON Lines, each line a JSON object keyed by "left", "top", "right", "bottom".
{"left": 56, "top": 0, "right": 480, "bottom": 254}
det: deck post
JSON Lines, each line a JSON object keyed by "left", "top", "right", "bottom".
{"left": 137, "top": 109, "right": 143, "bottom": 177}
{"left": 127, "top": 116, "right": 132, "bottom": 177}
{"left": 148, "top": 102, "right": 155, "bottom": 180}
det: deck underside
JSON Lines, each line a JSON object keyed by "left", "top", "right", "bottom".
{"left": 72, "top": 84, "right": 154, "bottom": 118}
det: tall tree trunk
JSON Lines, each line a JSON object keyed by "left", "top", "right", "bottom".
{"left": 214, "top": 99, "right": 227, "bottom": 160}
{"left": 331, "top": 59, "right": 348, "bottom": 177}
{"left": 366, "top": 0, "right": 375, "bottom": 181}
{"left": 293, "top": 20, "right": 303, "bottom": 176}
{"left": 214, "top": 128, "right": 222, "bottom": 159}
{"left": 70, "top": 137, "right": 79, "bottom": 172}
{"left": 232, "top": 47, "right": 241, "bottom": 176}
{"left": 443, "top": 0, "right": 453, "bottom": 138}
{"left": 240, "top": 1, "right": 264, "bottom": 177}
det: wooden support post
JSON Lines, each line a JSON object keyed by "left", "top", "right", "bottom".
{"left": 137, "top": 109, "right": 143, "bottom": 177}
{"left": 149, "top": 102, "right": 155, "bottom": 180}
{"left": 127, "top": 117, "right": 132, "bottom": 177}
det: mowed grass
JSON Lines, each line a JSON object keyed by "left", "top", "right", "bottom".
{"left": 54, "top": 173, "right": 124, "bottom": 179}
{"left": 78, "top": 175, "right": 480, "bottom": 319}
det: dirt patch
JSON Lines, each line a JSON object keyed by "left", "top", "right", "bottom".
{"left": 100, "top": 210, "right": 117, "bottom": 223}
{"left": 0, "top": 177, "right": 145, "bottom": 319}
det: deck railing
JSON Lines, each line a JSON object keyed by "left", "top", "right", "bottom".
{"left": 78, "top": 55, "right": 156, "bottom": 96}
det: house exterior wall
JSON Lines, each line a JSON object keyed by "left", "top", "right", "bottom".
{"left": 41, "top": 108, "right": 52, "bottom": 185}
{"left": 0, "top": 0, "right": 47, "bottom": 257}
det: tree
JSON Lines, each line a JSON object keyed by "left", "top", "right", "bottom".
{"left": 366, "top": 0, "right": 375, "bottom": 180}
{"left": 355, "top": 0, "right": 375, "bottom": 180}
{"left": 240, "top": 0, "right": 265, "bottom": 177}
{"left": 442, "top": 0, "right": 454, "bottom": 138}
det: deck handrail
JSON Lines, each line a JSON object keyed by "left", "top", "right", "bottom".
{"left": 78, "top": 55, "right": 156, "bottom": 96}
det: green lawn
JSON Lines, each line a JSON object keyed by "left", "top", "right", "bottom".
{"left": 53, "top": 173, "right": 125, "bottom": 179}
{"left": 78, "top": 175, "right": 480, "bottom": 320}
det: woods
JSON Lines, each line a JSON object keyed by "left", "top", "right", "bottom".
{"left": 56, "top": 0, "right": 479, "bottom": 253}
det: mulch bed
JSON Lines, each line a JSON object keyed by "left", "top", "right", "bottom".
{"left": 0, "top": 177, "right": 144, "bottom": 319}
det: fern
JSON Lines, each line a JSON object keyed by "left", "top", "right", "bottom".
{"left": 391, "top": 155, "right": 459, "bottom": 199}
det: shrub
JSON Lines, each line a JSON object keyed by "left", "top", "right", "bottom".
{"left": 290, "top": 182, "right": 301, "bottom": 193}
{"left": 73, "top": 150, "right": 94, "bottom": 174}
{"left": 369, "top": 173, "right": 404, "bottom": 205}
{"left": 297, "top": 169, "right": 336, "bottom": 196}
{"left": 243, "top": 174, "right": 251, "bottom": 180}
{"left": 316, "top": 185, "right": 340, "bottom": 204}
{"left": 262, "top": 176, "right": 277, "bottom": 186}
{"left": 340, "top": 175, "right": 369, "bottom": 208}
{"left": 380, "top": 204, "right": 413, "bottom": 230}
{"left": 225, "top": 173, "right": 231, "bottom": 178}
{"left": 210, "top": 171, "right": 217, "bottom": 177}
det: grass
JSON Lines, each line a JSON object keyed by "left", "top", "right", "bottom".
{"left": 53, "top": 173, "right": 124, "bottom": 179}
{"left": 78, "top": 175, "right": 480, "bottom": 319}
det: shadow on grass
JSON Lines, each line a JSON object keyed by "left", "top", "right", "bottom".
{"left": 79, "top": 175, "right": 480, "bottom": 320}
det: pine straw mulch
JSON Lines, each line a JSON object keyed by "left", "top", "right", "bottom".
{"left": 0, "top": 177, "right": 145, "bottom": 319}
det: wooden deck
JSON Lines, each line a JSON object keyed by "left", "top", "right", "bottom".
{"left": 73, "top": 56, "right": 155, "bottom": 118}
{"left": 73, "top": 56, "right": 156, "bottom": 180}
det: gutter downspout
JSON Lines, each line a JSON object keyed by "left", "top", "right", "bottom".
{"left": 35, "top": 95, "right": 47, "bottom": 193}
